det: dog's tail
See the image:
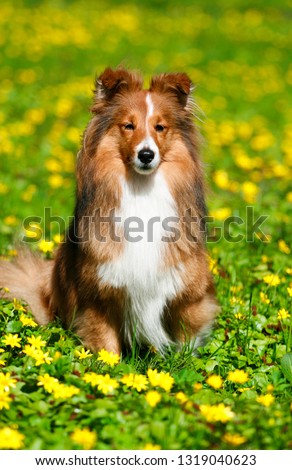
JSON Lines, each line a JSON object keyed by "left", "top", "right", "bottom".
{"left": 0, "top": 249, "right": 54, "bottom": 324}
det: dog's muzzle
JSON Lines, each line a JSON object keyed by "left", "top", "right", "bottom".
{"left": 133, "top": 147, "right": 160, "bottom": 174}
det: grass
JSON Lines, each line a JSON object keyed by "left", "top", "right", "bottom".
{"left": 0, "top": 0, "right": 291, "bottom": 450}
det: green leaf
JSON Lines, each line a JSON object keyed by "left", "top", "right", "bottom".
{"left": 205, "top": 359, "right": 218, "bottom": 373}
{"left": 238, "top": 390, "right": 258, "bottom": 401}
{"left": 1, "top": 307, "right": 14, "bottom": 316}
{"left": 281, "top": 353, "right": 292, "bottom": 384}
{"left": 252, "top": 372, "right": 269, "bottom": 390}
{"left": 174, "top": 369, "right": 204, "bottom": 386}
{"left": 151, "top": 421, "right": 166, "bottom": 439}
{"left": 6, "top": 320, "right": 23, "bottom": 333}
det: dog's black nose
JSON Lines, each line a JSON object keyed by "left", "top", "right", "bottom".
{"left": 138, "top": 148, "right": 155, "bottom": 164}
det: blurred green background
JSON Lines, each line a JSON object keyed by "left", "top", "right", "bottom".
{"left": 0, "top": 0, "right": 291, "bottom": 250}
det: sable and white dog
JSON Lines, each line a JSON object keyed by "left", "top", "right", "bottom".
{"left": 0, "top": 68, "right": 218, "bottom": 354}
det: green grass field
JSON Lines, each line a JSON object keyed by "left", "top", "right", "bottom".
{"left": 0, "top": 0, "right": 291, "bottom": 450}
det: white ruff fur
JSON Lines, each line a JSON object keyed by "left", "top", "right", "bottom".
{"left": 97, "top": 171, "right": 183, "bottom": 352}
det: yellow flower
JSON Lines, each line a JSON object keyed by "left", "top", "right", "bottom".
{"left": 38, "top": 240, "right": 54, "bottom": 253}
{"left": 97, "top": 348, "right": 120, "bottom": 366}
{"left": 39, "top": 351, "right": 53, "bottom": 365}
{"left": 256, "top": 393, "right": 275, "bottom": 407}
{"left": 2, "top": 333, "right": 21, "bottom": 348}
{"left": 27, "top": 335, "right": 46, "bottom": 348}
{"left": 25, "top": 108, "right": 46, "bottom": 125}
{"left": 13, "top": 298, "right": 26, "bottom": 312}
{"left": 55, "top": 98, "right": 73, "bottom": 118}
{"left": 45, "top": 159, "right": 62, "bottom": 173}
{"left": 48, "top": 174, "right": 64, "bottom": 189}
{"left": 147, "top": 369, "right": 174, "bottom": 392}
{"left": 263, "top": 274, "right": 281, "bottom": 286}
{"left": 145, "top": 390, "right": 162, "bottom": 407}
{"left": 120, "top": 373, "right": 148, "bottom": 392}
{"left": 51, "top": 383, "right": 80, "bottom": 399}
{"left": 176, "top": 392, "right": 188, "bottom": 404}
{"left": 209, "top": 256, "right": 219, "bottom": 275}
{"left": 236, "top": 122, "right": 253, "bottom": 140}
{"left": 70, "top": 428, "right": 97, "bottom": 450}
{"left": 227, "top": 369, "right": 249, "bottom": 384}
{"left": 287, "top": 287, "right": 292, "bottom": 297}
{"left": 213, "top": 170, "right": 230, "bottom": 190}
{"left": 234, "top": 312, "right": 245, "bottom": 319}
{"left": 37, "top": 374, "right": 59, "bottom": 393}
{"left": 278, "top": 240, "right": 290, "bottom": 254}
{"left": 277, "top": 308, "right": 290, "bottom": 320}
{"left": 146, "top": 369, "right": 161, "bottom": 387}
{"left": 53, "top": 233, "right": 64, "bottom": 244}
{"left": 0, "top": 427, "right": 25, "bottom": 449}
{"left": 21, "top": 184, "right": 37, "bottom": 202}
{"left": 230, "top": 296, "right": 244, "bottom": 305}
{"left": 241, "top": 181, "right": 259, "bottom": 203}
{"left": 210, "top": 207, "right": 232, "bottom": 221}
{"left": 257, "top": 232, "right": 272, "bottom": 242}
{"left": 230, "top": 285, "right": 243, "bottom": 294}
{"left": 260, "top": 292, "right": 270, "bottom": 304}
{"left": 223, "top": 433, "right": 247, "bottom": 446}
{"left": 38, "top": 374, "right": 79, "bottom": 398}
{"left": 24, "top": 222, "right": 41, "bottom": 240}
{"left": 194, "top": 382, "right": 203, "bottom": 392}
{"left": 250, "top": 132, "right": 275, "bottom": 151}
{"left": 0, "top": 372, "right": 17, "bottom": 392}
{"left": 19, "top": 314, "right": 37, "bottom": 327}
{"left": 200, "top": 403, "right": 235, "bottom": 423}
{"left": 83, "top": 372, "right": 103, "bottom": 387}
{"left": 53, "top": 351, "right": 62, "bottom": 360}
{"left": 143, "top": 443, "right": 161, "bottom": 450}
{"left": 234, "top": 153, "right": 255, "bottom": 171}
{"left": 206, "top": 374, "right": 223, "bottom": 390}
{"left": 22, "top": 344, "right": 37, "bottom": 357}
{"left": 157, "top": 372, "right": 174, "bottom": 392}
{"left": 0, "top": 391, "right": 12, "bottom": 410}
{"left": 67, "top": 127, "right": 81, "bottom": 144}
{"left": 83, "top": 373, "right": 118, "bottom": 394}
{"left": 96, "top": 374, "right": 119, "bottom": 395}
{"left": 4, "top": 215, "right": 18, "bottom": 226}
{"left": 75, "top": 347, "right": 93, "bottom": 359}
{"left": 18, "top": 69, "right": 37, "bottom": 84}
{"left": 0, "top": 183, "right": 9, "bottom": 195}
{"left": 238, "top": 386, "right": 254, "bottom": 393}
{"left": 23, "top": 345, "right": 53, "bottom": 365}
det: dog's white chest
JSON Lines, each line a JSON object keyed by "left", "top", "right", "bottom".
{"left": 97, "top": 171, "right": 183, "bottom": 351}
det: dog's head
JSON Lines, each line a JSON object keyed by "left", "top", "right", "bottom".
{"left": 85, "top": 67, "right": 197, "bottom": 176}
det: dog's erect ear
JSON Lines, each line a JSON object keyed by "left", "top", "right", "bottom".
{"left": 149, "top": 73, "right": 193, "bottom": 107}
{"left": 94, "top": 67, "right": 143, "bottom": 102}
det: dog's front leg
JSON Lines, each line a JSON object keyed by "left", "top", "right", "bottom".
{"left": 73, "top": 307, "right": 122, "bottom": 355}
{"left": 169, "top": 288, "right": 218, "bottom": 351}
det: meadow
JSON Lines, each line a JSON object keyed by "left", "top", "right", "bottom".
{"left": 0, "top": 0, "right": 291, "bottom": 450}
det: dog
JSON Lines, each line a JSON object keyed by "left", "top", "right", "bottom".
{"left": 0, "top": 67, "right": 218, "bottom": 355}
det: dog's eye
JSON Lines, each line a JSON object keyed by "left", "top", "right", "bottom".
{"left": 124, "top": 123, "right": 135, "bottom": 130}
{"left": 155, "top": 124, "right": 165, "bottom": 132}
